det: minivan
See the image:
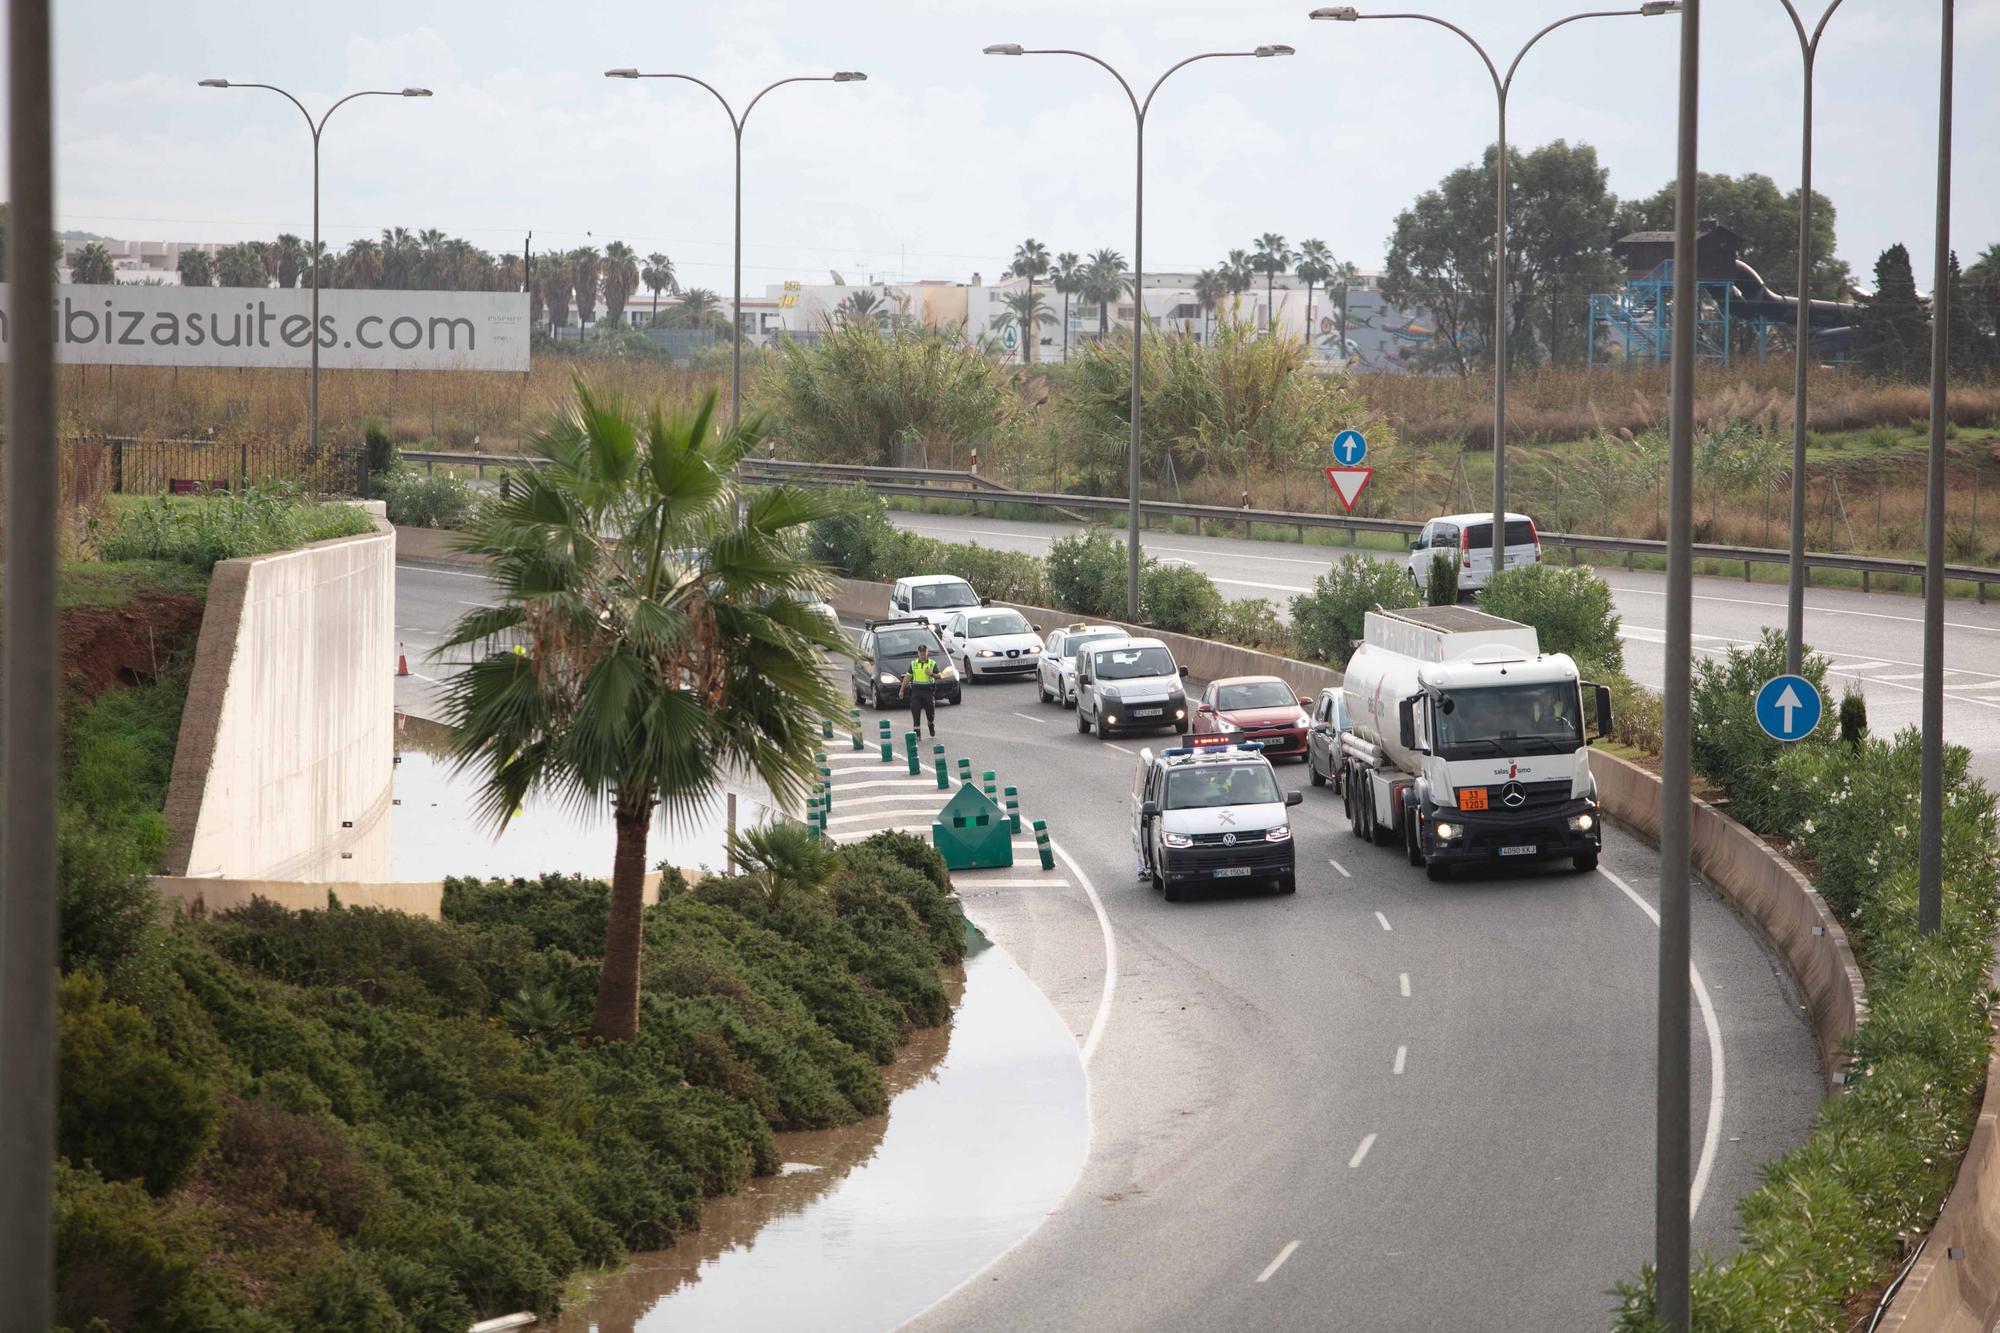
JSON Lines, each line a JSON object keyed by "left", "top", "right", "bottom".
{"left": 1405, "top": 511, "right": 1541, "bottom": 594}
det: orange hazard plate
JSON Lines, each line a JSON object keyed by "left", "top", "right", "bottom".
{"left": 1458, "top": 787, "right": 1489, "bottom": 811}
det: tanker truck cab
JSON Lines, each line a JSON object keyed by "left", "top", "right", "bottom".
{"left": 1339, "top": 606, "right": 1614, "bottom": 881}
{"left": 1132, "top": 744, "right": 1302, "bottom": 902}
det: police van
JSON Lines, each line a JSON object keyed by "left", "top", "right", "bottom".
{"left": 1131, "top": 743, "right": 1303, "bottom": 902}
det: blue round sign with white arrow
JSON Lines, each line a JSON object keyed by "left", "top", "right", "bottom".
{"left": 1331, "top": 429, "right": 1368, "bottom": 467}
{"left": 1754, "top": 674, "right": 1823, "bottom": 743}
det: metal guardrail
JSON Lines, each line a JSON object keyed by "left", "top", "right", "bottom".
{"left": 393, "top": 451, "right": 2000, "bottom": 599}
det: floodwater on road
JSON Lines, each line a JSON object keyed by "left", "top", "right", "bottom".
{"left": 550, "top": 937, "right": 1090, "bottom": 1333}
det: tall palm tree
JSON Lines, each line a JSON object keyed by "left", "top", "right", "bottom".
{"left": 337, "top": 237, "right": 382, "bottom": 290}
{"left": 68, "top": 242, "right": 115, "bottom": 285}
{"left": 1049, "top": 251, "right": 1084, "bottom": 362}
{"left": 1193, "top": 268, "right": 1227, "bottom": 344}
{"left": 380, "top": 227, "right": 418, "bottom": 288}
{"left": 1086, "top": 248, "right": 1126, "bottom": 338}
{"left": 215, "top": 242, "right": 269, "bottom": 288}
{"left": 601, "top": 241, "right": 641, "bottom": 327}
{"left": 439, "top": 386, "right": 847, "bottom": 1042}
{"left": 641, "top": 252, "right": 679, "bottom": 325}
{"left": 833, "top": 289, "right": 888, "bottom": 330}
{"left": 994, "top": 288, "right": 1055, "bottom": 362}
{"left": 269, "top": 234, "right": 306, "bottom": 289}
{"left": 1295, "top": 239, "right": 1333, "bottom": 349}
{"left": 492, "top": 254, "right": 523, "bottom": 294}
{"left": 416, "top": 227, "right": 450, "bottom": 288}
{"left": 175, "top": 248, "right": 213, "bottom": 288}
{"left": 1327, "top": 258, "right": 1360, "bottom": 355}
{"left": 1252, "top": 232, "right": 1293, "bottom": 331}
{"left": 539, "top": 254, "right": 573, "bottom": 331}
{"left": 570, "top": 247, "right": 603, "bottom": 330}
{"left": 1009, "top": 238, "right": 1051, "bottom": 364}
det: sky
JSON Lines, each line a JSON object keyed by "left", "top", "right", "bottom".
{"left": 30, "top": 0, "right": 2000, "bottom": 295}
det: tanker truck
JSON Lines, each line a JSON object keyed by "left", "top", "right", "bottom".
{"left": 1337, "top": 605, "right": 1613, "bottom": 881}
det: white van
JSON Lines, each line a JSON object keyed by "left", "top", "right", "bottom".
{"left": 1075, "top": 637, "right": 1190, "bottom": 740}
{"left": 888, "top": 574, "right": 983, "bottom": 630}
{"left": 1132, "top": 743, "right": 1302, "bottom": 901}
{"left": 1406, "top": 512, "right": 1541, "bottom": 594}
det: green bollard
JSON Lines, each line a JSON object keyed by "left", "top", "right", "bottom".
{"left": 983, "top": 770, "right": 997, "bottom": 802}
{"left": 934, "top": 744, "right": 949, "bottom": 790}
{"left": 1004, "top": 786, "right": 1021, "bottom": 834}
{"left": 850, "top": 708, "right": 864, "bottom": 751}
{"left": 957, "top": 757, "right": 973, "bottom": 787}
{"left": 822, "top": 719, "right": 833, "bottom": 740}
{"left": 1033, "top": 819, "right": 1054, "bottom": 872}
{"left": 905, "top": 731, "right": 921, "bottom": 775}
{"left": 879, "top": 719, "right": 894, "bottom": 763}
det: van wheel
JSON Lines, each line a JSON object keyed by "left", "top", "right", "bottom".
{"left": 1163, "top": 878, "right": 1184, "bottom": 903}
{"left": 1077, "top": 708, "right": 1091, "bottom": 735}
{"left": 1574, "top": 853, "right": 1599, "bottom": 873}
{"left": 1275, "top": 874, "right": 1297, "bottom": 896}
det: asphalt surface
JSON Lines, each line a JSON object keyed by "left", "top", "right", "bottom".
{"left": 886, "top": 510, "right": 2000, "bottom": 788}
{"left": 393, "top": 561, "right": 1823, "bottom": 1332}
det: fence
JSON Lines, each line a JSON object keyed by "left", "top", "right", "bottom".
{"left": 57, "top": 435, "right": 369, "bottom": 498}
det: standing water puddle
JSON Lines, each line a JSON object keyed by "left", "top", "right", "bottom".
{"left": 551, "top": 939, "right": 1089, "bottom": 1332}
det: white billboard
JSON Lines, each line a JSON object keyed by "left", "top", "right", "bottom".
{"left": 0, "top": 284, "right": 530, "bottom": 372}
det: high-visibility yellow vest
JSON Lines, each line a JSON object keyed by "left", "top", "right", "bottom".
{"left": 909, "top": 656, "right": 940, "bottom": 684}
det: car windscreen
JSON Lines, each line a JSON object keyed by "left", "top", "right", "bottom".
{"left": 910, "top": 581, "right": 978, "bottom": 610}
{"left": 1462, "top": 519, "right": 1537, "bottom": 549}
{"left": 1164, "top": 764, "right": 1281, "bottom": 809}
{"left": 875, "top": 629, "right": 939, "bottom": 658}
{"left": 1216, "top": 681, "right": 1297, "bottom": 711}
{"left": 1433, "top": 682, "right": 1582, "bottom": 758}
{"left": 966, "top": 611, "right": 1029, "bottom": 638}
{"left": 1093, "top": 646, "right": 1176, "bottom": 680}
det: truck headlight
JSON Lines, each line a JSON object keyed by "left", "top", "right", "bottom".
{"left": 1266, "top": 825, "right": 1292, "bottom": 843}
{"left": 1162, "top": 830, "right": 1193, "bottom": 848}
{"left": 1568, "top": 813, "right": 1596, "bottom": 832}
{"left": 1433, "top": 821, "right": 1459, "bottom": 841}
{"left": 1105, "top": 713, "right": 1118, "bottom": 725}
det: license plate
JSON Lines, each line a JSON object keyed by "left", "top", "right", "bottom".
{"left": 1498, "top": 845, "right": 1538, "bottom": 857}
{"left": 1132, "top": 707, "right": 1162, "bottom": 717}
{"left": 1458, "top": 787, "right": 1489, "bottom": 811}
{"left": 1213, "top": 866, "right": 1253, "bottom": 878}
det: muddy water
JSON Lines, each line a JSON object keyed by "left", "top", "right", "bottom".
{"left": 551, "top": 941, "right": 1089, "bottom": 1333}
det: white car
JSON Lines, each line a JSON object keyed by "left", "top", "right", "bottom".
{"left": 941, "top": 608, "right": 1044, "bottom": 681}
{"left": 888, "top": 574, "right": 984, "bottom": 630}
{"left": 1075, "top": 637, "right": 1190, "bottom": 740}
{"left": 1037, "top": 623, "right": 1129, "bottom": 708}
{"left": 1406, "top": 511, "right": 1542, "bottom": 595}
{"left": 1132, "top": 743, "right": 1302, "bottom": 901}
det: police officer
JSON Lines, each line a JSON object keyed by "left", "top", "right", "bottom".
{"left": 903, "top": 643, "right": 941, "bottom": 739}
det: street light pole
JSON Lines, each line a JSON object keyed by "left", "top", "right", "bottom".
{"left": 1312, "top": 5, "right": 1679, "bottom": 587}
{"left": 605, "top": 68, "right": 868, "bottom": 434}
{"left": 198, "top": 81, "right": 432, "bottom": 461}
{"left": 1775, "top": 0, "right": 1848, "bottom": 675}
{"left": 1919, "top": 0, "right": 1954, "bottom": 935}
{"left": 983, "top": 43, "right": 1293, "bottom": 621}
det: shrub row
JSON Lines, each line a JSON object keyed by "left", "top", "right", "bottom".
{"left": 98, "top": 487, "right": 378, "bottom": 572}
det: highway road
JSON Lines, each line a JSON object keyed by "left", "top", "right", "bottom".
{"left": 886, "top": 510, "right": 2000, "bottom": 788}
{"left": 392, "top": 559, "right": 1822, "bottom": 1331}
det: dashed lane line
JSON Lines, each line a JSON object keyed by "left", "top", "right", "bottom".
{"left": 1255, "top": 1241, "right": 1301, "bottom": 1284}
{"left": 1399, "top": 973, "right": 1411, "bottom": 998}
{"left": 1348, "top": 1134, "right": 1377, "bottom": 1169}
{"left": 1327, "top": 858, "right": 1352, "bottom": 879}
{"left": 1393, "top": 1046, "right": 1407, "bottom": 1076}
{"left": 1375, "top": 911, "right": 1392, "bottom": 932}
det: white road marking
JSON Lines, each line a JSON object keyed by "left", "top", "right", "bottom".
{"left": 1606, "top": 580, "right": 2000, "bottom": 634}
{"left": 828, "top": 792, "right": 949, "bottom": 808}
{"left": 1053, "top": 841, "right": 1119, "bottom": 1069}
{"left": 832, "top": 777, "right": 940, "bottom": 792}
{"left": 1105, "top": 742, "right": 1136, "bottom": 756}
{"left": 1327, "top": 857, "right": 1352, "bottom": 879}
{"left": 1393, "top": 1045, "right": 1407, "bottom": 1076}
{"left": 398, "top": 563, "right": 489, "bottom": 581}
{"left": 1596, "top": 865, "right": 1726, "bottom": 1221}
{"left": 827, "top": 807, "right": 947, "bottom": 825}
{"left": 1398, "top": 972, "right": 1411, "bottom": 997}
{"left": 1255, "top": 1241, "right": 1301, "bottom": 1284}
{"left": 1211, "top": 576, "right": 1312, "bottom": 595}
{"left": 1012, "top": 712, "right": 1044, "bottom": 722}
{"left": 954, "top": 877, "right": 1073, "bottom": 889}
{"left": 1374, "top": 911, "right": 1392, "bottom": 932}
{"left": 1824, "top": 660, "right": 1890, "bottom": 672}
{"left": 1348, "top": 1134, "right": 1377, "bottom": 1169}
{"left": 1872, "top": 671, "right": 1939, "bottom": 682}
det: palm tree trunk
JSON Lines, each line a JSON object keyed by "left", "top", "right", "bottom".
{"left": 1266, "top": 272, "right": 1274, "bottom": 332}
{"left": 1099, "top": 301, "right": 1108, "bottom": 337}
{"left": 1062, "top": 295, "right": 1070, "bottom": 362}
{"left": 1025, "top": 279, "right": 1036, "bottom": 365}
{"left": 590, "top": 798, "right": 655, "bottom": 1041}
{"left": 1305, "top": 282, "right": 1316, "bottom": 351}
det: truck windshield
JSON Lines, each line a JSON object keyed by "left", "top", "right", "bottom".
{"left": 1434, "top": 682, "right": 1582, "bottom": 758}
{"left": 1165, "top": 764, "right": 1281, "bottom": 809}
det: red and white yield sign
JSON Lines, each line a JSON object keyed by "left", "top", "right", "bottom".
{"left": 1324, "top": 466, "right": 1373, "bottom": 512}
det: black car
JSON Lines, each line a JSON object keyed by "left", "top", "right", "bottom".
{"left": 851, "top": 618, "right": 964, "bottom": 710}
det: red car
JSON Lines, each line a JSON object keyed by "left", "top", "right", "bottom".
{"left": 1190, "top": 675, "right": 1313, "bottom": 760}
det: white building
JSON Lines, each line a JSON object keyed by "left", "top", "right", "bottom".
{"left": 59, "top": 236, "right": 224, "bottom": 284}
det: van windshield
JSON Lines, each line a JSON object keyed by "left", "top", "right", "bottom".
{"left": 910, "top": 581, "right": 978, "bottom": 610}
{"left": 1095, "top": 647, "right": 1176, "bottom": 680}
{"left": 1165, "top": 764, "right": 1281, "bottom": 809}
{"left": 1433, "top": 682, "right": 1582, "bottom": 758}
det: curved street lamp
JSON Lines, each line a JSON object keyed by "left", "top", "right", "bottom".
{"left": 605, "top": 68, "right": 867, "bottom": 433}
{"left": 198, "top": 80, "right": 432, "bottom": 458}
{"left": 1310, "top": 4, "right": 1678, "bottom": 585}
{"left": 983, "top": 42, "right": 1294, "bottom": 619}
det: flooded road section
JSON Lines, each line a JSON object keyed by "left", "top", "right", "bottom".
{"left": 553, "top": 940, "right": 1089, "bottom": 1333}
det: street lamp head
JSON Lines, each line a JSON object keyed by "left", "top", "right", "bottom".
{"left": 982, "top": 44, "right": 1025, "bottom": 56}
{"left": 1640, "top": 1, "right": 1681, "bottom": 13}
{"left": 604, "top": 68, "right": 641, "bottom": 79}
{"left": 1255, "top": 44, "right": 1297, "bottom": 57}
{"left": 401, "top": 88, "right": 433, "bottom": 97}
{"left": 832, "top": 70, "right": 868, "bottom": 82}
{"left": 1309, "top": 7, "right": 1361, "bottom": 20}
{"left": 198, "top": 78, "right": 230, "bottom": 88}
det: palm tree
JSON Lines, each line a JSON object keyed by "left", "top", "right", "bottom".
{"left": 175, "top": 248, "right": 213, "bottom": 288}
{"left": 601, "top": 241, "right": 640, "bottom": 327}
{"left": 492, "top": 254, "right": 522, "bottom": 294}
{"left": 1086, "top": 248, "right": 1126, "bottom": 338}
{"left": 539, "top": 254, "right": 573, "bottom": 332}
{"left": 1193, "top": 268, "right": 1227, "bottom": 344}
{"left": 676, "top": 287, "right": 723, "bottom": 333}
{"left": 68, "top": 242, "right": 115, "bottom": 285}
{"left": 215, "top": 242, "right": 269, "bottom": 288}
{"left": 1009, "top": 238, "right": 1051, "bottom": 363}
{"left": 269, "top": 234, "right": 307, "bottom": 289}
{"left": 994, "top": 288, "right": 1055, "bottom": 362}
{"left": 1328, "top": 258, "right": 1360, "bottom": 355}
{"left": 337, "top": 238, "right": 382, "bottom": 289}
{"left": 570, "top": 247, "right": 603, "bottom": 331}
{"left": 642, "top": 252, "right": 678, "bottom": 325}
{"left": 727, "top": 819, "right": 838, "bottom": 911}
{"left": 439, "top": 386, "right": 847, "bottom": 1042}
{"left": 833, "top": 289, "right": 889, "bottom": 330}
{"left": 1049, "top": 251, "right": 1084, "bottom": 362}
{"left": 1295, "top": 239, "right": 1332, "bottom": 349}
{"left": 1252, "top": 232, "right": 1293, "bottom": 331}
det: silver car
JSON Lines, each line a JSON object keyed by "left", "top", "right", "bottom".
{"left": 1036, "top": 623, "right": 1128, "bottom": 708}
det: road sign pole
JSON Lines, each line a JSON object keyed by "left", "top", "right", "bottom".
{"left": 1918, "top": 0, "right": 1953, "bottom": 938}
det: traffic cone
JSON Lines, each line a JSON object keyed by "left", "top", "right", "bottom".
{"left": 396, "top": 643, "right": 410, "bottom": 678}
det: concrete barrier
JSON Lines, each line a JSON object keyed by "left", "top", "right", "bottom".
{"left": 1877, "top": 1044, "right": 2000, "bottom": 1331}
{"left": 163, "top": 510, "right": 397, "bottom": 882}
{"left": 152, "top": 876, "right": 445, "bottom": 919}
{"left": 1589, "top": 750, "right": 1865, "bottom": 1093}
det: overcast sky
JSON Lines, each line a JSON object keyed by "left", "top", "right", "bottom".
{"left": 37, "top": 0, "right": 2000, "bottom": 293}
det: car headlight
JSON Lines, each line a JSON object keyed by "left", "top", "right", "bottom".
{"left": 1174, "top": 708, "right": 1186, "bottom": 720}
{"left": 1162, "top": 831, "right": 1193, "bottom": 848}
{"left": 879, "top": 673, "right": 898, "bottom": 685}
{"left": 1568, "top": 813, "right": 1596, "bottom": 832}
{"left": 1434, "top": 821, "right": 1459, "bottom": 841}
{"left": 939, "top": 666, "right": 958, "bottom": 680}
{"left": 1105, "top": 713, "right": 1118, "bottom": 724}
{"left": 1295, "top": 712, "right": 1312, "bottom": 728}
{"left": 977, "top": 648, "right": 998, "bottom": 658}
{"left": 1266, "top": 825, "right": 1292, "bottom": 843}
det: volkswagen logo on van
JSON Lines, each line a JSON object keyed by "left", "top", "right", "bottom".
{"left": 1222, "top": 833, "right": 1237, "bottom": 847}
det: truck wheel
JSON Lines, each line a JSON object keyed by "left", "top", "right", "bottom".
{"left": 1406, "top": 818, "right": 1424, "bottom": 867}
{"left": 1574, "top": 853, "right": 1599, "bottom": 873}
{"left": 1426, "top": 861, "right": 1451, "bottom": 882}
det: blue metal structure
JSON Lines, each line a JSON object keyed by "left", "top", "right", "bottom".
{"left": 1589, "top": 259, "right": 1736, "bottom": 368}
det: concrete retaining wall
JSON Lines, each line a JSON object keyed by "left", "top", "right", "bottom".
{"left": 163, "top": 509, "right": 397, "bottom": 882}
{"left": 1877, "top": 1045, "right": 2000, "bottom": 1330}
{"left": 152, "top": 876, "right": 445, "bottom": 919}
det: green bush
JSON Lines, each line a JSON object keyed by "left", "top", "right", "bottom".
{"left": 58, "top": 973, "right": 220, "bottom": 1195}
{"left": 1839, "top": 685, "right": 1868, "bottom": 745}
{"left": 100, "top": 489, "right": 377, "bottom": 572}
{"left": 1213, "top": 598, "right": 1292, "bottom": 655}
{"left": 1141, "top": 563, "right": 1223, "bottom": 636}
{"left": 362, "top": 419, "right": 398, "bottom": 482}
{"left": 1689, "top": 628, "right": 1830, "bottom": 810}
{"left": 1424, "top": 550, "right": 1459, "bottom": 607}
{"left": 805, "top": 489, "right": 1045, "bottom": 604}
{"left": 384, "top": 471, "right": 475, "bottom": 530}
{"left": 1605, "top": 672, "right": 1663, "bottom": 757}
{"left": 1289, "top": 554, "right": 1418, "bottom": 666}
{"left": 1477, "top": 563, "right": 1624, "bottom": 677}
{"left": 1046, "top": 528, "right": 1136, "bottom": 618}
